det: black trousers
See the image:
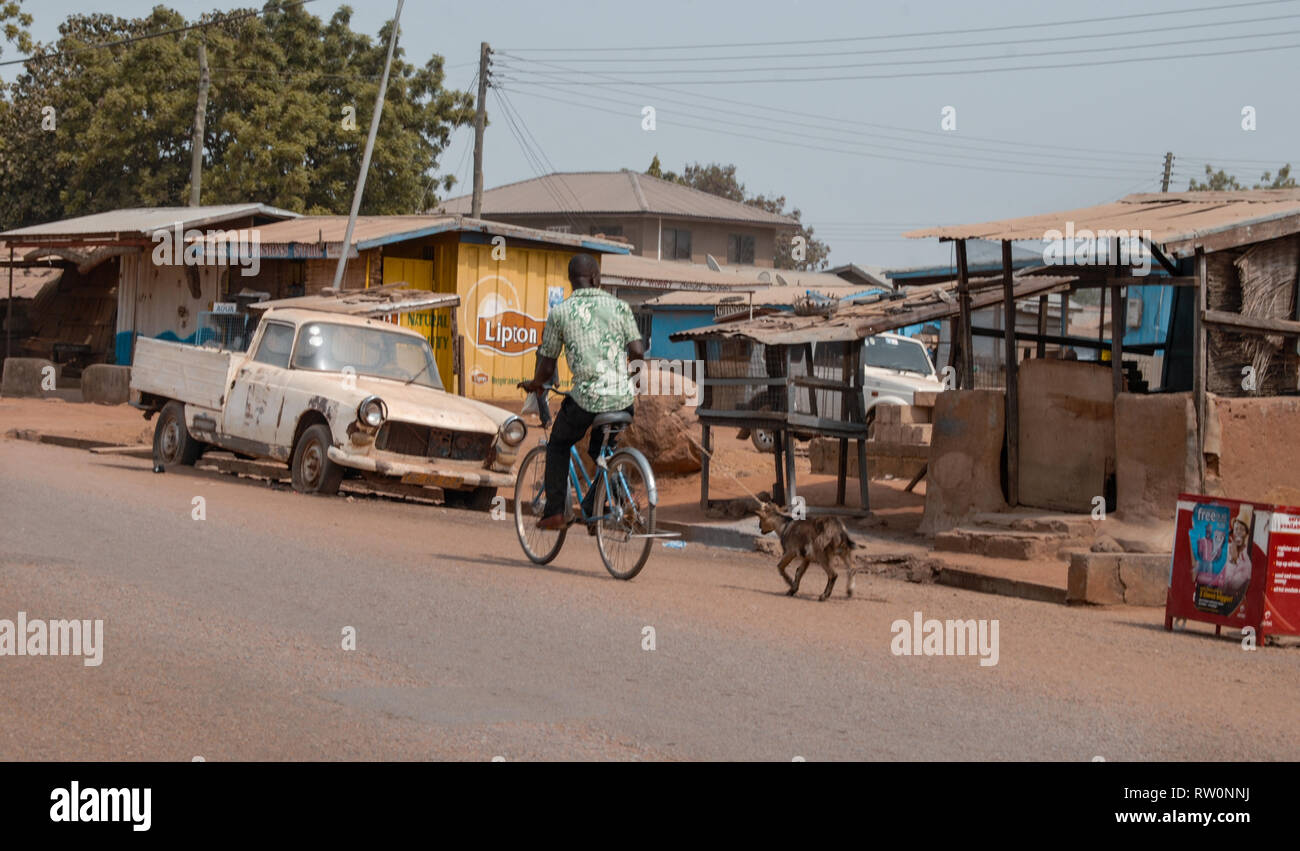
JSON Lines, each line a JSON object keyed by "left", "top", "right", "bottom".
{"left": 543, "top": 396, "right": 634, "bottom": 520}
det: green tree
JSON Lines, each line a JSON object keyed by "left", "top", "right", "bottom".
{"left": 1188, "top": 163, "right": 1296, "bottom": 190}
{"left": 1, "top": 0, "right": 32, "bottom": 56}
{"left": 0, "top": 2, "right": 473, "bottom": 228}
{"left": 643, "top": 156, "right": 831, "bottom": 271}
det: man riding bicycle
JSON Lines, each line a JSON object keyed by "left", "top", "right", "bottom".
{"left": 518, "top": 253, "right": 646, "bottom": 531}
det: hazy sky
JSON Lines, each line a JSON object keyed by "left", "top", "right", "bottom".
{"left": 5, "top": 0, "right": 1297, "bottom": 268}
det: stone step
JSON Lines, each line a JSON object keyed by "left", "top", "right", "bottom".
{"left": 969, "top": 511, "right": 1097, "bottom": 537}
{"left": 934, "top": 527, "right": 1077, "bottom": 561}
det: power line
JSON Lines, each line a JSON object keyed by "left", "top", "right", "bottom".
{"left": 499, "top": 39, "right": 1300, "bottom": 85}
{"left": 501, "top": 25, "right": 1300, "bottom": 78}
{"left": 501, "top": 11, "right": 1300, "bottom": 64}
{"left": 491, "top": 88, "right": 585, "bottom": 230}
{"left": 0, "top": 0, "right": 320, "bottom": 68}
{"left": 497, "top": 84, "right": 1169, "bottom": 182}
{"left": 497, "top": 81, "right": 1159, "bottom": 178}
{"left": 500, "top": 73, "right": 1172, "bottom": 170}
{"left": 495, "top": 87, "right": 591, "bottom": 220}
{"left": 495, "top": 55, "right": 1280, "bottom": 167}
{"left": 502, "top": 0, "right": 1299, "bottom": 51}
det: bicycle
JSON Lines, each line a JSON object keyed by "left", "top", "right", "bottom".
{"left": 513, "top": 387, "right": 673, "bottom": 580}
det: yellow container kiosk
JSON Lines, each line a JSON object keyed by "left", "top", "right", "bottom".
{"left": 250, "top": 216, "right": 630, "bottom": 400}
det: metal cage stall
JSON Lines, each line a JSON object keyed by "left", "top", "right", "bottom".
{"left": 690, "top": 332, "right": 870, "bottom": 516}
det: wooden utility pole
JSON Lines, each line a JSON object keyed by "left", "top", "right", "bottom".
{"left": 471, "top": 42, "right": 491, "bottom": 218}
{"left": 1161, "top": 152, "right": 1175, "bottom": 193}
{"left": 189, "top": 40, "right": 210, "bottom": 206}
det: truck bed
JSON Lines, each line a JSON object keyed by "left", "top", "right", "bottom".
{"left": 129, "top": 337, "right": 233, "bottom": 411}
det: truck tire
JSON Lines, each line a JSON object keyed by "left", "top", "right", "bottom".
{"left": 153, "top": 401, "right": 204, "bottom": 467}
{"left": 291, "top": 423, "right": 344, "bottom": 496}
{"left": 444, "top": 486, "right": 497, "bottom": 512}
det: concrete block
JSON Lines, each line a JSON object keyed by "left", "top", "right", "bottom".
{"left": 81, "top": 364, "right": 132, "bottom": 405}
{"left": 1068, "top": 551, "right": 1170, "bottom": 606}
{"left": 876, "top": 404, "right": 901, "bottom": 425}
{"left": 1119, "top": 554, "right": 1173, "bottom": 607}
{"left": 1067, "top": 552, "right": 1125, "bottom": 605}
{"left": 1115, "top": 393, "right": 1198, "bottom": 521}
{"left": 913, "top": 390, "right": 941, "bottom": 408}
{"left": 920, "top": 390, "right": 1007, "bottom": 535}
{"left": 1017, "top": 359, "right": 1114, "bottom": 513}
{"left": 898, "top": 406, "right": 932, "bottom": 425}
{"left": 1214, "top": 396, "right": 1300, "bottom": 506}
{"left": 1, "top": 358, "right": 56, "bottom": 398}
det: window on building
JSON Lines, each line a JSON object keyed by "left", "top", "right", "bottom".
{"left": 727, "top": 234, "right": 755, "bottom": 265}
{"left": 546, "top": 224, "right": 573, "bottom": 234}
{"left": 661, "top": 227, "right": 692, "bottom": 261}
{"left": 590, "top": 225, "right": 624, "bottom": 237}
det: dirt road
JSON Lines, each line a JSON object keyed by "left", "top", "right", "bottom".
{"left": 2, "top": 437, "right": 1298, "bottom": 760}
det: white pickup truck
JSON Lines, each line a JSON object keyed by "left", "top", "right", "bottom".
{"left": 129, "top": 305, "right": 525, "bottom": 508}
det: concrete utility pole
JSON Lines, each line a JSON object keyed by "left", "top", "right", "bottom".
{"left": 332, "top": 0, "right": 405, "bottom": 290}
{"left": 189, "top": 40, "right": 210, "bottom": 206}
{"left": 1161, "top": 152, "right": 1175, "bottom": 193}
{"left": 471, "top": 42, "right": 491, "bottom": 218}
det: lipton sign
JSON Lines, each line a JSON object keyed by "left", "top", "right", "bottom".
{"left": 477, "top": 309, "right": 545, "bottom": 356}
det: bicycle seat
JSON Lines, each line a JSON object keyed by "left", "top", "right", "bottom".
{"left": 592, "top": 411, "right": 632, "bottom": 428}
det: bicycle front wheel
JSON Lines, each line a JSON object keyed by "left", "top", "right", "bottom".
{"left": 514, "top": 445, "right": 567, "bottom": 564}
{"left": 596, "top": 450, "right": 656, "bottom": 580}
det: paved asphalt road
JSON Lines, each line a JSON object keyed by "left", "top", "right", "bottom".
{"left": 2, "top": 438, "right": 1298, "bottom": 761}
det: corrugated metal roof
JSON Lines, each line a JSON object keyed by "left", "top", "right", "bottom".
{"left": 1, "top": 204, "right": 299, "bottom": 242}
{"left": 904, "top": 190, "right": 1300, "bottom": 257}
{"left": 648, "top": 280, "right": 878, "bottom": 308}
{"left": 669, "top": 275, "right": 1073, "bottom": 345}
{"left": 602, "top": 255, "right": 859, "bottom": 294}
{"left": 436, "top": 170, "right": 798, "bottom": 227}
{"left": 250, "top": 215, "right": 630, "bottom": 257}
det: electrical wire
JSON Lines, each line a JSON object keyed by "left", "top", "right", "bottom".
{"left": 502, "top": 0, "right": 1300, "bottom": 51}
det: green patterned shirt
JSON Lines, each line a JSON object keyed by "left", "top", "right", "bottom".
{"left": 538, "top": 287, "right": 641, "bottom": 412}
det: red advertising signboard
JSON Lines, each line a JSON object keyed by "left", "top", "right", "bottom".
{"left": 1165, "top": 493, "right": 1300, "bottom": 643}
{"left": 1263, "top": 510, "right": 1300, "bottom": 637}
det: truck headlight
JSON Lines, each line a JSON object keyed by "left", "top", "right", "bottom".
{"left": 500, "top": 416, "right": 527, "bottom": 446}
{"left": 357, "top": 396, "right": 387, "bottom": 428}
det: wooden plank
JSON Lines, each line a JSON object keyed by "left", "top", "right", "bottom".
{"left": 1164, "top": 214, "right": 1300, "bottom": 257}
{"left": 956, "top": 239, "right": 974, "bottom": 390}
{"left": 836, "top": 436, "right": 848, "bottom": 505}
{"left": 1193, "top": 248, "right": 1207, "bottom": 491}
{"left": 1036, "top": 294, "right": 1048, "bottom": 358}
{"left": 699, "top": 423, "right": 711, "bottom": 511}
{"left": 857, "top": 438, "right": 869, "bottom": 511}
{"left": 1066, "top": 275, "right": 1195, "bottom": 288}
{"left": 1201, "top": 309, "right": 1300, "bottom": 336}
{"left": 1112, "top": 238, "right": 1124, "bottom": 397}
{"left": 1002, "top": 240, "right": 1019, "bottom": 507}
{"left": 969, "top": 326, "right": 1165, "bottom": 354}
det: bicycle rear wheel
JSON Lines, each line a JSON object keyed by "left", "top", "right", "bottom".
{"left": 596, "top": 450, "right": 656, "bottom": 580}
{"left": 514, "top": 445, "right": 567, "bottom": 564}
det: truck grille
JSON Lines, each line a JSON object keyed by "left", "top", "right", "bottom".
{"left": 376, "top": 421, "right": 494, "bottom": 462}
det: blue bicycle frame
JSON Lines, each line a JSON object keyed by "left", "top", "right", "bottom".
{"left": 565, "top": 439, "right": 634, "bottom": 525}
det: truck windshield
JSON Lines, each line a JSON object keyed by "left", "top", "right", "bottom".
{"left": 862, "top": 336, "right": 933, "bottom": 377}
{"left": 291, "top": 322, "right": 442, "bottom": 390}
